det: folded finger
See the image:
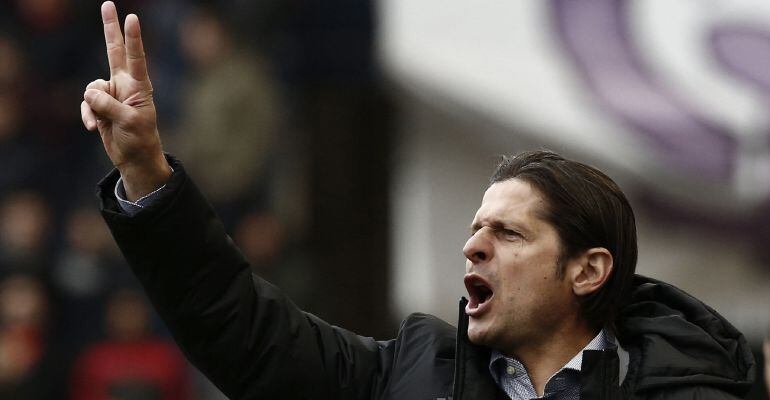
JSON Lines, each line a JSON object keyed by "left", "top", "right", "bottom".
{"left": 84, "top": 89, "right": 128, "bottom": 122}
{"left": 124, "top": 14, "right": 149, "bottom": 81}
{"left": 81, "top": 100, "right": 98, "bottom": 131}
{"left": 102, "top": 1, "right": 126, "bottom": 74}
{"left": 86, "top": 79, "right": 110, "bottom": 92}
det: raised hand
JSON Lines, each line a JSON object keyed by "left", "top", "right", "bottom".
{"left": 81, "top": 1, "right": 171, "bottom": 201}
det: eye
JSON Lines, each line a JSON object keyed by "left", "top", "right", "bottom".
{"left": 501, "top": 228, "right": 521, "bottom": 240}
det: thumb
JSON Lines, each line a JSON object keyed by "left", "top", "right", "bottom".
{"left": 84, "top": 89, "right": 129, "bottom": 122}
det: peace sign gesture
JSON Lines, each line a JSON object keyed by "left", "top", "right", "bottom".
{"left": 81, "top": 1, "right": 171, "bottom": 201}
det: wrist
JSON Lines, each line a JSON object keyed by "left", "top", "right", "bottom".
{"left": 118, "top": 153, "right": 172, "bottom": 202}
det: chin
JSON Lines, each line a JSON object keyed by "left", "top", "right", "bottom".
{"left": 466, "top": 321, "right": 493, "bottom": 347}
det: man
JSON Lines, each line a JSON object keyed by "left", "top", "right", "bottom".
{"left": 80, "top": 2, "right": 755, "bottom": 399}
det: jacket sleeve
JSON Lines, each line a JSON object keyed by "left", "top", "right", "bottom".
{"left": 97, "top": 157, "right": 395, "bottom": 400}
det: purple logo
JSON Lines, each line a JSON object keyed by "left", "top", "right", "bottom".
{"left": 551, "top": 0, "right": 770, "bottom": 259}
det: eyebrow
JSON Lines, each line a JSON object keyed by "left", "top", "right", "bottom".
{"left": 470, "top": 219, "right": 530, "bottom": 236}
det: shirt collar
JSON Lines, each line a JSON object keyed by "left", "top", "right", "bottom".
{"left": 489, "top": 328, "right": 616, "bottom": 376}
{"left": 562, "top": 328, "right": 616, "bottom": 371}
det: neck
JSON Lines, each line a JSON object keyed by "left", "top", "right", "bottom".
{"left": 505, "top": 320, "right": 598, "bottom": 397}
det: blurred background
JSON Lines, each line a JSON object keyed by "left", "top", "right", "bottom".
{"left": 0, "top": 0, "right": 767, "bottom": 398}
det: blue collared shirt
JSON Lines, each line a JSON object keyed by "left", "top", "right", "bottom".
{"left": 489, "top": 329, "right": 615, "bottom": 399}
{"left": 114, "top": 175, "right": 170, "bottom": 215}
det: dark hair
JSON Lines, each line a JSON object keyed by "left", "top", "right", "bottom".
{"left": 490, "top": 150, "right": 637, "bottom": 332}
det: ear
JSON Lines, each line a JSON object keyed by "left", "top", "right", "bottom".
{"left": 567, "top": 247, "right": 613, "bottom": 296}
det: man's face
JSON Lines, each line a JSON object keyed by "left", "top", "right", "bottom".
{"left": 463, "top": 178, "right": 577, "bottom": 354}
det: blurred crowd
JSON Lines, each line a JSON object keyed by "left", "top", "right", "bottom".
{"left": 0, "top": 0, "right": 322, "bottom": 398}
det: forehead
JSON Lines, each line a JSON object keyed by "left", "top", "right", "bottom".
{"left": 474, "top": 179, "right": 548, "bottom": 224}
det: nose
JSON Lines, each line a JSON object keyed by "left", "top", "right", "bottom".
{"left": 463, "top": 229, "right": 494, "bottom": 264}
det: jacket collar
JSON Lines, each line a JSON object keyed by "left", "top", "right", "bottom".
{"left": 453, "top": 298, "right": 503, "bottom": 400}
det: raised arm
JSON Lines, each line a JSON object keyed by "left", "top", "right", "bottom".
{"left": 83, "top": 3, "right": 397, "bottom": 399}
{"left": 80, "top": 1, "right": 171, "bottom": 201}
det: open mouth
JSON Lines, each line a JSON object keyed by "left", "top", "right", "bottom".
{"left": 464, "top": 274, "right": 494, "bottom": 316}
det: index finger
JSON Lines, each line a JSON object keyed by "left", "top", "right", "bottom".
{"left": 124, "top": 14, "right": 149, "bottom": 81}
{"left": 102, "top": 1, "right": 126, "bottom": 74}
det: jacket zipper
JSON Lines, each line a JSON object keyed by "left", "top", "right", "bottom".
{"left": 452, "top": 298, "right": 469, "bottom": 400}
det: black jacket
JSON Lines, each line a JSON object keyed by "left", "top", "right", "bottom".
{"left": 97, "top": 158, "right": 755, "bottom": 399}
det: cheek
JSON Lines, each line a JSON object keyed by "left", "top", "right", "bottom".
{"left": 497, "top": 280, "right": 523, "bottom": 312}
